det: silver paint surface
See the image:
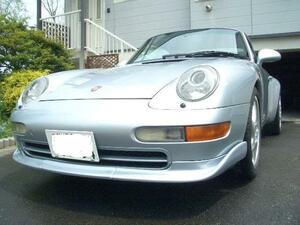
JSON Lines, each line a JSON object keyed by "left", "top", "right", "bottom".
{"left": 11, "top": 48, "right": 281, "bottom": 182}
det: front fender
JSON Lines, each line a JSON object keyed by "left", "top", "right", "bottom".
{"left": 149, "top": 60, "right": 259, "bottom": 110}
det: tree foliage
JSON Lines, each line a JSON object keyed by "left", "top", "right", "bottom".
{"left": 0, "top": 14, "right": 74, "bottom": 75}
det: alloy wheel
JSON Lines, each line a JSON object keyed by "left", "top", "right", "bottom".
{"left": 251, "top": 96, "right": 261, "bottom": 167}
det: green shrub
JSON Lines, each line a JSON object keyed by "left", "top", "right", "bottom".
{"left": 0, "top": 14, "right": 74, "bottom": 75}
{"left": 0, "top": 119, "right": 12, "bottom": 139}
{"left": 0, "top": 70, "right": 49, "bottom": 118}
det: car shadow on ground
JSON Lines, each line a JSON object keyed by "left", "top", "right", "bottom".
{"left": 1, "top": 161, "right": 251, "bottom": 220}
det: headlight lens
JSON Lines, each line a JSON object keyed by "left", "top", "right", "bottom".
{"left": 22, "top": 77, "right": 48, "bottom": 104}
{"left": 177, "top": 66, "right": 219, "bottom": 101}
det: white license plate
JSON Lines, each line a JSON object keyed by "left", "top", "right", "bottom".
{"left": 45, "top": 130, "right": 99, "bottom": 162}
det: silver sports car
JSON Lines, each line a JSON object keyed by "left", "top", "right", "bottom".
{"left": 11, "top": 28, "right": 282, "bottom": 182}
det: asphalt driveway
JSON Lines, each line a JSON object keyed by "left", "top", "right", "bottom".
{"left": 0, "top": 123, "right": 299, "bottom": 225}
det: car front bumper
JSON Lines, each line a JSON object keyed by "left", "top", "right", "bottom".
{"left": 13, "top": 141, "right": 246, "bottom": 182}
{"left": 11, "top": 100, "right": 250, "bottom": 182}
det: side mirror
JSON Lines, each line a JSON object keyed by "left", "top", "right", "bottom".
{"left": 257, "top": 49, "right": 281, "bottom": 66}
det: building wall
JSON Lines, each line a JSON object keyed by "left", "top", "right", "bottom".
{"left": 105, "top": 0, "right": 300, "bottom": 47}
{"left": 65, "top": 0, "right": 300, "bottom": 49}
{"left": 251, "top": 0, "right": 300, "bottom": 35}
{"left": 65, "top": 0, "right": 78, "bottom": 12}
{"left": 191, "top": 0, "right": 300, "bottom": 36}
{"left": 104, "top": 0, "right": 191, "bottom": 47}
{"left": 190, "top": 0, "right": 252, "bottom": 33}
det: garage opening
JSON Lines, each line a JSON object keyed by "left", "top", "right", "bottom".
{"left": 263, "top": 51, "right": 300, "bottom": 121}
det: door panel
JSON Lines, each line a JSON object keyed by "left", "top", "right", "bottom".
{"left": 89, "top": 0, "right": 104, "bottom": 26}
{"left": 88, "top": 0, "right": 105, "bottom": 53}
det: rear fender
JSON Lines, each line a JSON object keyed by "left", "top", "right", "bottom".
{"left": 267, "top": 77, "right": 281, "bottom": 123}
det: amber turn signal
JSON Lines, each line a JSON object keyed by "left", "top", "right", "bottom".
{"left": 185, "top": 122, "right": 230, "bottom": 142}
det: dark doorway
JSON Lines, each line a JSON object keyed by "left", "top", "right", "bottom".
{"left": 263, "top": 51, "right": 300, "bottom": 120}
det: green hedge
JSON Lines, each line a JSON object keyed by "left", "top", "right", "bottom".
{"left": 0, "top": 70, "right": 49, "bottom": 119}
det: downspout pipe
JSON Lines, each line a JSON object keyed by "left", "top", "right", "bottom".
{"left": 37, "top": 0, "right": 42, "bottom": 29}
{"left": 79, "top": 0, "right": 88, "bottom": 69}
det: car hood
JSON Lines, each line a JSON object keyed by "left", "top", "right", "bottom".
{"left": 40, "top": 58, "right": 238, "bottom": 100}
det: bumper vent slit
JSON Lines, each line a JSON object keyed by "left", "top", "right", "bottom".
{"left": 22, "top": 141, "right": 168, "bottom": 169}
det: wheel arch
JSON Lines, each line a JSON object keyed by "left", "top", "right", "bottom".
{"left": 254, "top": 79, "right": 264, "bottom": 123}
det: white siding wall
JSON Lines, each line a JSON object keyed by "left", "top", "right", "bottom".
{"left": 190, "top": 0, "right": 252, "bottom": 33}
{"left": 65, "top": 0, "right": 78, "bottom": 12}
{"left": 64, "top": 0, "right": 300, "bottom": 49}
{"left": 252, "top": 0, "right": 300, "bottom": 35}
{"left": 105, "top": 0, "right": 191, "bottom": 47}
{"left": 191, "top": 0, "right": 300, "bottom": 35}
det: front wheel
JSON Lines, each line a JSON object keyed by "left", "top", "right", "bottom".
{"left": 240, "top": 88, "right": 261, "bottom": 180}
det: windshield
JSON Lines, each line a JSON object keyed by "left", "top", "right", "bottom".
{"left": 129, "top": 29, "right": 249, "bottom": 63}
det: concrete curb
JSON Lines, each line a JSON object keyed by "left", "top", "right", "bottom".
{"left": 0, "top": 137, "right": 16, "bottom": 149}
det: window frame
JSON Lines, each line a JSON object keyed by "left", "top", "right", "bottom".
{"left": 96, "top": 0, "right": 102, "bottom": 20}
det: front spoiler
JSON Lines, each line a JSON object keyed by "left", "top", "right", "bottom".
{"left": 13, "top": 141, "right": 247, "bottom": 183}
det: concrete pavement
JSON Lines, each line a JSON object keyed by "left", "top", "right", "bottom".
{"left": 0, "top": 123, "right": 299, "bottom": 225}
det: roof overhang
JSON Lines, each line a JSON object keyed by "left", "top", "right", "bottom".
{"left": 250, "top": 32, "right": 300, "bottom": 52}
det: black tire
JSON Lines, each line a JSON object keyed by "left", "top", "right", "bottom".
{"left": 240, "top": 88, "right": 261, "bottom": 180}
{"left": 263, "top": 97, "right": 282, "bottom": 136}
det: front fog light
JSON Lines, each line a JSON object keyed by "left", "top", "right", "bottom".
{"left": 12, "top": 122, "right": 27, "bottom": 134}
{"left": 135, "top": 127, "right": 185, "bottom": 142}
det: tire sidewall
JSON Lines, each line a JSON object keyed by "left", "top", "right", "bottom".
{"left": 242, "top": 88, "right": 261, "bottom": 179}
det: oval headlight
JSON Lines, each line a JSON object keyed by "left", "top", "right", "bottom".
{"left": 177, "top": 66, "right": 219, "bottom": 101}
{"left": 21, "top": 77, "right": 49, "bottom": 104}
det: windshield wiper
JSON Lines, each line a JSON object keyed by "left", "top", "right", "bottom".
{"left": 138, "top": 58, "right": 187, "bottom": 64}
{"left": 162, "top": 51, "right": 247, "bottom": 59}
{"left": 189, "top": 51, "right": 248, "bottom": 59}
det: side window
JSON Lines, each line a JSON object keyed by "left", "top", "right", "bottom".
{"left": 247, "top": 36, "right": 257, "bottom": 62}
{"left": 236, "top": 32, "right": 249, "bottom": 59}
